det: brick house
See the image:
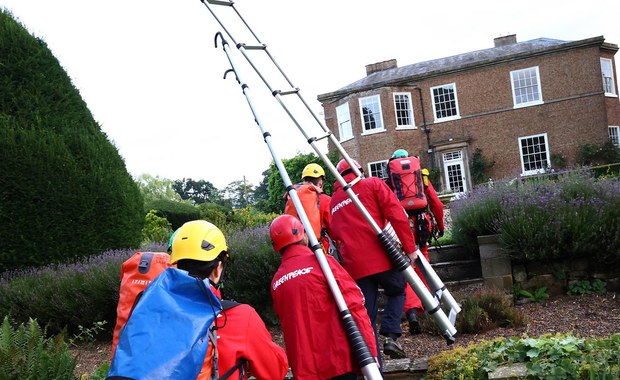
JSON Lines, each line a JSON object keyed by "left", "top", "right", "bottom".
{"left": 317, "top": 35, "right": 620, "bottom": 193}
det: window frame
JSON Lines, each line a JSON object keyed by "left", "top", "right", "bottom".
{"left": 518, "top": 133, "right": 551, "bottom": 176}
{"left": 510, "top": 66, "right": 544, "bottom": 108}
{"left": 367, "top": 160, "right": 388, "bottom": 180}
{"left": 430, "top": 83, "right": 461, "bottom": 123}
{"left": 609, "top": 126, "right": 620, "bottom": 147}
{"left": 601, "top": 58, "right": 617, "bottom": 97}
{"left": 336, "top": 102, "right": 353, "bottom": 142}
{"left": 359, "top": 95, "right": 385, "bottom": 135}
{"left": 393, "top": 92, "right": 416, "bottom": 129}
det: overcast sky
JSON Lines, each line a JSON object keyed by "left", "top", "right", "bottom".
{"left": 2, "top": 0, "right": 619, "bottom": 189}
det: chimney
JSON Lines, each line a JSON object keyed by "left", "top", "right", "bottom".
{"left": 494, "top": 34, "right": 517, "bottom": 47}
{"left": 365, "top": 59, "right": 397, "bottom": 76}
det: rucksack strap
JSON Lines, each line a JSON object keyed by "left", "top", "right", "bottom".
{"left": 212, "top": 300, "right": 244, "bottom": 380}
{"left": 218, "top": 358, "right": 249, "bottom": 380}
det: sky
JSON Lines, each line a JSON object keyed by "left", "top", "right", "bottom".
{"left": 2, "top": 0, "right": 619, "bottom": 189}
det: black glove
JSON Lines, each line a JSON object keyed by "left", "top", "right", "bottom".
{"left": 437, "top": 229, "right": 444, "bottom": 238}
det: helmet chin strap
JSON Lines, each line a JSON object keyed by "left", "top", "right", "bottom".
{"left": 210, "top": 262, "right": 226, "bottom": 289}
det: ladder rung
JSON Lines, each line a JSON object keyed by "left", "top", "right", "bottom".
{"left": 239, "top": 44, "right": 267, "bottom": 51}
{"left": 206, "top": 0, "right": 234, "bottom": 6}
{"left": 276, "top": 88, "right": 300, "bottom": 96}
{"left": 311, "top": 132, "right": 332, "bottom": 142}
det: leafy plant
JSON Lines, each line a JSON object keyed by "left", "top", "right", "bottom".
{"left": 470, "top": 148, "right": 495, "bottom": 185}
{"left": 141, "top": 210, "right": 174, "bottom": 245}
{"left": 427, "top": 333, "right": 620, "bottom": 379}
{"left": 68, "top": 321, "right": 108, "bottom": 347}
{"left": 516, "top": 286, "right": 549, "bottom": 303}
{"left": 0, "top": 316, "right": 77, "bottom": 380}
{"left": 567, "top": 279, "right": 607, "bottom": 295}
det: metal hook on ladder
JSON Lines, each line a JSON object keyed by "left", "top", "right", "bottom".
{"left": 199, "top": 0, "right": 459, "bottom": 346}
{"left": 214, "top": 29, "right": 383, "bottom": 380}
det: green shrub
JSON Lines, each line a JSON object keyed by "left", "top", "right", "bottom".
{"left": 222, "top": 225, "right": 281, "bottom": 325}
{"left": 141, "top": 210, "right": 174, "bottom": 245}
{"left": 576, "top": 141, "right": 620, "bottom": 166}
{"left": 224, "top": 207, "right": 277, "bottom": 233}
{"left": 0, "top": 316, "right": 77, "bottom": 380}
{"left": 429, "top": 229, "right": 454, "bottom": 247}
{"left": 567, "top": 279, "right": 607, "bottom": 295}
{"left": 145, "top": 199, "right": 200, "bottom": 230}
{"left": 427, "top": 333, "right": 620, "bottom": 379}
{"left": 198, "top": 202, "right": 230, "bottom": 229}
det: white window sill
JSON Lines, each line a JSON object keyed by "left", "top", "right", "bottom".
{"left": 361, "top": 128, "right": 386, "bottom": 136}
{"left": 339, "top": 136, "right": 354, "bottom": 143}
{"left": 395, "top": 126, "right": 418, "bottom": 130}
{"left": 513, "top": 100, "right": 544, "bottom": 109}
{"left": 433, "top": 115, "right": 461, "bottom": 124}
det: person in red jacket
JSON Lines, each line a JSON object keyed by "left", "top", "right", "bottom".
{"left": 329, "top": 159, "right": 419, "bottom": 363}
{"left": 270, "top": 214, "right": 378, "bottom": 380}
{"left": 283, "top": 163, "right": 333, "bottom": 253}
{"left": 170, "top": 220, "right": 289, "bottom": 380}
{"left": 386, "top": 149, "right": 446, "bottom": 335}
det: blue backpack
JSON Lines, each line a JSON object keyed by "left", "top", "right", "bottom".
{"left": 107, "top": 267, "right": 222, "bottom": 380}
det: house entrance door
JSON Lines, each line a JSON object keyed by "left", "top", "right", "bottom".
{"left": 443, "top": 150, "right": 467, "bottom": 193}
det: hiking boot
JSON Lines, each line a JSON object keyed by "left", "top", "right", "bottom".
{"left": 383, "top": 337, "right": 407, "bottom": 359}
{"left": 408, "top": 312, "right": 421, "bottom": 335}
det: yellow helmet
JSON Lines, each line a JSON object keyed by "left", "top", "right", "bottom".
{"left": 170, "top": 220, "right": 228, "bottom": 264}
{"left": 301, "top": 163, "right": 325, "bottom": 179}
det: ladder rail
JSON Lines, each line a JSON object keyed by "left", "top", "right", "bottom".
{"left": 200, "top": 0, "right": 458, "bottom": 344}
{"left": 215, "top": 32, "right": 383, "bottom": 380}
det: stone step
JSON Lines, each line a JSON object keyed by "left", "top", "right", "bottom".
{"left": 432, "top": 258, "right": 482, "bottom": 282}
{"left": 428, "top": 244, "right": 478, "bottom": 263}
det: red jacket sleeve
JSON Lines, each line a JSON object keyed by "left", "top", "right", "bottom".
{"left": 372, "top": 178, "right": 417, "bottom": 253}
{"left": 228, "top": 305, "right": 289, "bottom": 380}
{"left": 424, "top": 181, "right": 445, "bottom": 231}
{"left": 320, "top": 193, "right": 332, "bottom": 236}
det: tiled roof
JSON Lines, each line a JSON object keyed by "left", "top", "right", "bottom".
{"left": 325, "top": 37, "right": 604, "bottom": 97}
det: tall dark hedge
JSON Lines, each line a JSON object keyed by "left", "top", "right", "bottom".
{"left": 0, "top": 10, "right": 143, "bottom": 271}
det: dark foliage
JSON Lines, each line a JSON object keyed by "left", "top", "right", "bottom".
{"left": 0, "top": 11, "right": 143, "bottom": 272}
{"left": 266, "top": 151, "right": 339, "bottom": 213}
{"left": 173, "top": 178, "right": 220, "bottom": 204}
{"left": 144, "top": 199, "right": 201, "bottom": 230}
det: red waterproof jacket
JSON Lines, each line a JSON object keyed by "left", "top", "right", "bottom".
{"left": 424, "top": 179, "right": 444, "bottom": 232}
{"left": 271, "top": 244, "right": 378, "bottom": 380}
{"left": 215, "top": 303, "right": 289, "bottom": 380}
{"left": 404, "top": 177, "right": 445, "bottom": 313}
{"left": 329, "top": 174, "right": 417, "bottom": 280}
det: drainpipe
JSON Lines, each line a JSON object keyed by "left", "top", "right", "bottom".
{"left": 416, "top": 87, "right": 434, "bottom": 169}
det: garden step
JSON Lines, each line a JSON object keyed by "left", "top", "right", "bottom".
{"left": 428, "top": 244, "right": 477, "bottom": 263}
{"left": 432, "top": 259, "right": 482, "bottom": 283}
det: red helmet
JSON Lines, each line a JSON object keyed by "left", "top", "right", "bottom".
{"left": 336, "top": 159, "right": 362, "bottom": 175}
{"left": 270, "top": 214, "right": 305, "bottom": 252}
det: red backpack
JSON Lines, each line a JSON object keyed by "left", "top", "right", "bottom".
{"left": 283, "top": 183, "right": 322, "bottom": 240}
{"left": 110, "top": 251, "right": 173, "bottom": 358}
{"left": 387, "top": 156, "right": 428, "bottom": 213}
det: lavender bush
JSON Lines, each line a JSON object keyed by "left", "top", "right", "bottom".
{"left": 451, "top": 171, "right": 620, "bottom": 264}
{"left": 222, "top": 225, "right": 281, "bottom": 325}
{"left": 0, "top": 245, "right": 165, "bottom": 337}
